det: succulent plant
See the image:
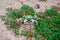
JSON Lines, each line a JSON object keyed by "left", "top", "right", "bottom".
{"left": 24, "top": 19, "right": 29, "bottom": 25}
{"left": 25, "top": 15, "right": 33, "bottom": 20}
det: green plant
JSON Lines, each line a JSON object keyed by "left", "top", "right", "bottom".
{"left": 34, "top": 8, "right": 60, "bottom": 40}
{"left": 45, "top": 8, "right": 58, "bottom": 16}
{"left": 39, "top": 0, "right": 47, "bottom": 2}
{"left": 48, "top": 33, "right": 60, "bottom": 40}
{"left": 1, "top": 5, "right": 60, "bottom": 40}
{"left": 14, "top": 29, "right": 19, "bottom": 36}
{"left": 1, "top": 5, "right": 36, "bottom": 36}
{"left": 20, "top": 5, "right": 35, "bottom": 16}
{"left": 34, "top": 37, "right": 39, "bottom": 40}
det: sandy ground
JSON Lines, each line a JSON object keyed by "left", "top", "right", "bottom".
{"left": 0, "top": 0, "right": 60, "bottom": 40}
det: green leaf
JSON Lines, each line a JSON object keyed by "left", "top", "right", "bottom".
{"left": 14, "top": 29, "right": 19, "bottom": 35}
